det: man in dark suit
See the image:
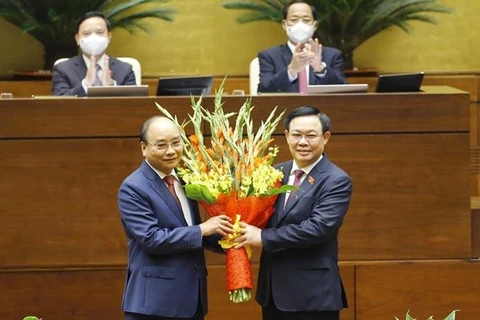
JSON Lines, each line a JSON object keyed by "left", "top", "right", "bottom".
{"left": 118, "top": 116, "right": 233, "bottom": 320}
{"left": 52, "top": 11, "right": 136, "bottom": 96}
{"left": 235, "top": 106, "right": 352, "bottom": 320}
{"left": 258, "top": 1, "right": 347, "bottom": 93}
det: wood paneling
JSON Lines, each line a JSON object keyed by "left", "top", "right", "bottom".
{"left": 0, "top": 264, "right": 355, "bottom": 320}
{"left": 330, "top": 134, "right": 470, "bottom": 260}
{"left": 0, "top": 89, "right": 473, "bottom": 319}
{"left": 355, "top": 261, "right": 480, "bottom": 320}
{"left": 0, "top": 138, "right": 137, "bottom": 267}
{"left": 2, "top": 262, "right": 478, "bottom": 320}
{"left": 0, "top": 86, "right": 469, "bottom": 138}
{"left": 0, "top": 268, "right": 125, "bottom": 320}
{"left": 0, "top": 91, "right": 470, "bottom": 267}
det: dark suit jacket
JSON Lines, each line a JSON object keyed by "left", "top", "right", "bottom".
{"left": 118, "top": 161, "right": 219, "bottom": 318}
{"left": 52, "top": 55, "right": 136, "bottom": 96}
{"left": 256, "top": 155, "right": 352, "bottom": 312}
{"left": 258, "top": 44, "right": 347, "bottom": 93}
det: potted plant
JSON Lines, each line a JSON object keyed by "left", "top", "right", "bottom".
{"left": 395, "top": 310, "right": 459, "bottom": 320}
{"left": 222, "top": 0, "right": 452, "bottom": 70}
{"left": 0, "top": 0, "right": 176, "bottom": 70}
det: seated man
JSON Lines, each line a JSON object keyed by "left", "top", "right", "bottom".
{"left": 52, "top": 11, "right": 136, "bottom": 96}
{"left": 258, "top": 1, "right": 347, "bottom": 94}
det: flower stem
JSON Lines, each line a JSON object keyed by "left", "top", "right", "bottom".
{"left": 229, "top": 288, "right": 251, "bottom": 303}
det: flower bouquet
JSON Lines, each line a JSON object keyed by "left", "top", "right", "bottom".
{"left": 156, "top": 87, "right": 294, "bottom": 303}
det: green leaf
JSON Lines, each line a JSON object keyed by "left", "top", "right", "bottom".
{"left": 406, "top": 310, "right": 416, "bottom": 320}
{"left": 184, "top": 184, "right": 216, "bottom": 204}
{"left": 264, "top": 185, "right": 298, "bottom": 196}
{"left": 443, "top": 310, "right": 459, "bottom": 320}
{"left": 23, "top": 317, "right": 41, "bottom": 320}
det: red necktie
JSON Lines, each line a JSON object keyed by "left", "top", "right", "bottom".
{"left": 285, "top": 169, "right": 305, "bottom": 206}
{"left": 164, "top": 175, "right": 181, "bottom": 207}
{"left": 298, "top": 68, "right": 307, "bottom": 94}
{"left": 164, "top": 175, "right": 193, "bottom": 225}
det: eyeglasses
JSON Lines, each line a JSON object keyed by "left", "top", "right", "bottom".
{"left": 147, "top": 141, "right": 183, "bottom": 151}
{"left": 288, "top": 133, "right": 322, "bottom": 142}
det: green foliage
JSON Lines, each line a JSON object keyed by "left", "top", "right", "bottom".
{"left": 222, "top": 0, "right": 452, "bottom": 68}
{"left": 185, "top": 184, "right": 217, "bottom": 204}
{"left": 395, "top": 310, "right": 459, "bottom": 320}
{"left": 0, "top": 0, "right": 176, "bottom": 68}
{"left": 23, "top": 317, "right": 41, "bottom": 320}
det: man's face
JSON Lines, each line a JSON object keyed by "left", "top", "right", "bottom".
{"left": 282, "top": 2, "right": 317, "bottom": 29}
{"left": 141, "top": 118, "right": 184, "bottom": 174}
{"left": 75, "top": 16, "right": 111, "bottom": 46}
{"left": 285, "top": 114, "right": 330, "bottom": 168}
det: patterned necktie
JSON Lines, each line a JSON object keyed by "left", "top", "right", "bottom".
{"left": 285, "top": 169, "right": 305, "bottom": 206}
{"left": 298, "top": 67, "right": 308, "bottom": 94}
{"left": 164, "top": 175, "right": 181, "bottom": 207}
{"left": 164, "top": 175, "right": 193, "bottom": 225}
{"left": 93, "top": 64, "right": 102, "bottom": 86}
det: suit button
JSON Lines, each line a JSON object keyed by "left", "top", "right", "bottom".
{"left": 194, "top": 265, "right": 199, "bottom": 270}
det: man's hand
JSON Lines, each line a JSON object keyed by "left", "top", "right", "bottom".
{"left": 234, "top": 222, "right": 262, "bottom": 248}
{"left": 199, "top": 214, "right": 234, "bottom": 237}
{"left": 101, "top": 55, "right": 114, "bottom": 86}
{"left": 84, "top": 55, "right": 97, "bottom": 86}
{"left": 288, "top": 42, "right": 315, "bottom": 75}
{"left": 305, "top": 38, "right": 324, "bottom": 72}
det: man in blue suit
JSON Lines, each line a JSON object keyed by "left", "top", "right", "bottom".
{"left": 258, "top": 1, "right": 347, "bottom": 93}
{"left": 235, "top": 106, "right": 352, "bottom": 320}
{"left": 52, "top": 11, "right": 136, "bottom": 96}
{"left": 118, "top": 116, "right": 233, "bottom": 320}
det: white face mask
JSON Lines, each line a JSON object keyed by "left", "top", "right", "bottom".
{"left": 79, "top": 33, "right": 109, "bottom": 56}
{"left": 286, "top": 22, "right": 315, "bottom": 44}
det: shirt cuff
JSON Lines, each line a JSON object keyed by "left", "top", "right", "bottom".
{"left": 82, "top": 79, "right": 88, "bottom": 93}
{"left": 288, "top": 70, "right": 298, "bottom": 82}
{"left": 314, "top": 69, "right": 328, "bottom": 78}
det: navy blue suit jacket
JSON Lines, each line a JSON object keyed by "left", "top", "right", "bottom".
{"left": 52, "top": 55, "right": 136, "bottom": 96}
{"left": 256, "top": 155, "right": 352, "bottom": 312}
{"left": 118, "top": 161, "right": 220, "bottom": 318}
{"left": 258, "top": 44, "right": 347, "bottom": 93}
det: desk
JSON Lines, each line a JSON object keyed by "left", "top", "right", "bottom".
{"left": 0, "top": 87, "right": 476, "bottom": 320}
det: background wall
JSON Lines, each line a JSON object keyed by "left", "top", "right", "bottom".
{"left": 0, "top": 0, "right": 478, "bottom": 77}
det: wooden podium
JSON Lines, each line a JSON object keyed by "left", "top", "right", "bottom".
{"left": 0, "top": 87, "right": 478, "bottom": 320}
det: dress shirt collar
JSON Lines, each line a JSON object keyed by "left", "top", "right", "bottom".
{"left": 145, "top": 159, "right": 179, "bottom": 181}
{"left": 82, "top": 53, "right": 106, "bottom": 68}
{"left": 290, "top": 154, "right": 323, "bottom": 176}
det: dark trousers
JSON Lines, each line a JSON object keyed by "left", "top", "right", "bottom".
{"left": 125, "top": 300, "right": 204, "bottom": 320}
{"left": 262, "top": 298, "right": 340, "bottom": 320}
{"left": 125, "top": 311, "right": 204, "bottom": 320}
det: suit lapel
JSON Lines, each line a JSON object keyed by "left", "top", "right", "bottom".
{"left": 109, "top": 58, "right": 116, "bottom": 81}
{"left": 272, "top": 162, "right": 292, "bottom": 226}
{"left": 73, "top": 55, "right": 87, "bottom": 83}
{"left": 275, "top": 157, "right": 329, "bottom": 226}
{"left": 141, "top": 161, "right": 188, "bottom": 226}
{"left": 280, "top": 44, "right": 293, "bottom": 70}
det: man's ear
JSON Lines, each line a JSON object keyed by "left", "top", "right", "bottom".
{"left": 75, "top": 33, "right": 80, "bottom": 46}
{"left": 323, "top": 131, "right": 331, "bottom": 145}
{"left": 313, "top": 20, "right": 318, "bottom": 32}
{"left": 281, "top": 19, "right": 288, "bottom": 31}
{"left": 140, "top": 141, "right": 147, "bottom": 156}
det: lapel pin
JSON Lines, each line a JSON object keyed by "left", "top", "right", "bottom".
{"left": 308, "top": 176, "right": 315, "bottom": 184}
